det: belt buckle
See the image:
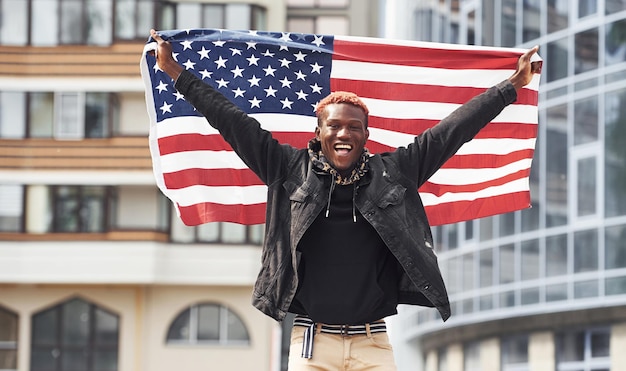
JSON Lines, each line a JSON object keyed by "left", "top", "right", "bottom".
{"left": 340, "top": 324, "right": 350, "bottom": 337}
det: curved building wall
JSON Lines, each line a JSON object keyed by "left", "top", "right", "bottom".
{"left": 387, "top": 1, "right": 626, "bottom": 370}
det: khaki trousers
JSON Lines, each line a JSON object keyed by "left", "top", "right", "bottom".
{"left": 287, "top": 324, "right": 398, "bottom": 371}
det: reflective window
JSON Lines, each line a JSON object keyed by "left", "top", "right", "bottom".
{"left": 547, "top": 37, "right": 569, "bottom": 82}
{"left": 606, "top": 224, "right": 626, "bottom": 269}
{"left": 464, "top": 341, "right": 480, "bottom": 371}
{"left": 556, "top": 328, "right": 610, "bottom": 371}
{"left": 501, "top": 0, "right": 516, "bottom": 47}
{"left": 161, "top": 2, "right": 266, "bottom": 31}
{"left": 575, "top": 28, "right": 598, "bottom": 74}
{"left": 0, "top": 185, "right": 24, "bottom": 233}
{"left": 166, "top": 303, "right": 250, "bottom": 345}
{"left": 115, "top": 0, "right": 155, "bottom": 40}
{"left": 287, "top": 0, "right": 349, "bottom": 7}
{"left": 462, "top": 253, "right": 474, "bottom": 291}
{"left": 523, "top": 0, "right": 541, "bottom": 42}
{"left": 604, "top": 88, "right": 626, "bottom": 217}
{"left": 546, "top": 104, "right": 568, "bottom": 227}
{"left": 578, "top": 0, "right": 597, "bottom": 18}
{"left": 521, "top": 239, "right": 539, "bottom": 280}
{"left": 195, "top": 222, "right": 264, "bottom": 245}
{"left": 500, "top": 212, "right": 515, "bottom": 236}
{"left": 501, "top": 335, "right": 529, "bottom": 371}
{"left": 577, "top": 157, "right": 597, "bottom": 216}
{"left": 605, "top": 20, "right": 626, "bottom": 66}
{"left": 479, "top": 249, "right": 494, "bottom": 288}
{"left": 546, "top": 283, "right": 568, "bottom": 301}
{"left": 606, "top": 0, "right": 626, "bottom": 14}
{"left": 0, "top": 92, "right": 26, "bottom": 139}
{"left": 548, "top": 0, "right": 569, "bottom": 33}
{"left": 574, "top": 229, "right": 598, "bottom": 273}
{"left": 606, "top": 276, "right": 626, "bottom": 296}
{"left": 574, "top": 96, "right": 598, "bottom": 145}
{"left": 499, "top": 244, "right": 515, "bottom": 284}
{"left": 0, "top": 306, "right": 18, "bottom": 371}
{"left": 0, "top": 0, "right": 28, "bottom": 45}
{"left": 52, "top": 185, "right": 109, "bottom": 233}
{"left": 546, "top": 234, "right": 568, "bottom": 277}
{"left": 31, "top": 297, "right": 119, "bottom": 371}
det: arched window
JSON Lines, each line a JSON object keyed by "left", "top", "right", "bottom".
{"left": 166, "top": 303, "right": 250, "bottom": 346}
{"left": 30, "top": 297, "right": 119, "bottom": 371}
{"left": 0, "top": 306, "right": 18, "bottom": 371}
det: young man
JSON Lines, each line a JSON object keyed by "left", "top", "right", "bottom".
{"left": 149, "top": 29, "right": 540, "bottom": 370}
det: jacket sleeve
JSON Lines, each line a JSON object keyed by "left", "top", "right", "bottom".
{"left": 174, "top": 70, "right": 295, "bottom": 185}
{"left": 395, "top": 80, "right": 518, "bottom": 187}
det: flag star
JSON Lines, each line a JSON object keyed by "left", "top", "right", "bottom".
{"left": 279, "top": 44, "right": 289, "bottom": 51}
{"left": 248, "top": 30, "right": 258, "bottom": 36}
{"left": 246, "top": 41, "right": 257, "bottom": 49}
{"left": 310, "top": 62, "right": 323, "bottom": 74}
{"left": 280, "top": 32, "right": 292, "bottom": 42}
{"left": 280, "top": 97, "right": 294, "bottom": 109}
{"left": 213, "top": 40, "right": 226, "bottom": 47}
{"left": 183, "top": 59, "right": 196, "bottom": 70}
{"left": 199, "top": 69, "right": 213, "bottom": 79}
{"left": 172, "top": 52, "right": 179, "bottom": 61}
{"left": 264, "top": 85, "right": 278, "bottom": 97}
{"left": 152, "top": 62, "right": 162, "bottom": 72}
{"left": 248, "top": 75, "right": 261, "bottom": 87}
{"left": 279, "top": 77, "right": 293, "bottom": 88}
{"left": 173, "top": 91, "right": 185, "bottom": 101}
{"left": 279, "top": 58, "right": 292, "bottom": 68}
{"left": 231, "top": 65, "right": 245, "bottom": 78}
{"left": 215, "top": 56, "right": 228, "bottom": 69}
{"left": 246, "top": 54, "right": 260, "bottom": 66}
{"left": 197, "top": 47, "right": 211, "bottom": 60}
{"left": 296, "top": 90, "right": 309, "bottom": 100}
{"left": 311, "top": 103, "right": 318, "bottom": 112}
{"left": 232, "top": 87, "right": 246, "bottom": 98}
{"left": 312, "top": 35, "right": 325, "bottom": 47}
{"left": 294, "top": 51, "right": 307, "bottom": 61}
{"left": 263, "top": 65, "right": 277, "bottom": 76}
{"left": 216, "top": 78, "right": 229, "bottom": 88}
{"left": 294, "top": 70, "right": 307, "bottom": 80}
{"left": 181, "top": 39, "right": 193, "bottom": 50}
{"left": 230, "top": 48, "right": 242, "bottom": 56}
{"left": 296, "top": 33, "right": 307, "bottom": 41}
{"left": 160, "top": 101, "right": 173, "bottom": 113}
{"left": 156, "top": 81, "right": 168, "bottom": 93}
{"left": 248, "top": 96, "right": 262, "bottom": 108}
{"left": 310, "top": 83, "right": 323, "bottom": 94}
{"left": 262, "top": 49, "right": 275, "bottom": 57}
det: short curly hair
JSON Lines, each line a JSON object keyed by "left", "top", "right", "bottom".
{"left": 315, "top": 91, "right": 369, "bottom": 127}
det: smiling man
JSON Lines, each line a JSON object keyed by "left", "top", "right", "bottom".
{"left": 149, "top": 29, "right": 540, "bottom": 371}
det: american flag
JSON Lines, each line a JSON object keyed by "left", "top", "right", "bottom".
{"left": 141, "top": 29, "right": 541, "bottom": 226}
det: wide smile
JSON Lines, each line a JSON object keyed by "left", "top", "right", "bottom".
{"left": 334, "top": 143, "right": 353, "bottom": 155}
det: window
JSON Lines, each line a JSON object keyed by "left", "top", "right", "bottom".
{"left": 0, "top": 185, "right": 24, "bottom": 233}
{"left": 545, "top": 104, "right": 568, "bottom": 227}
{"left": 196, "top": 222, "right": 264, "bottom": 244}
{"left": 604, "top": 88, "right": 626, "bottom": 217}
{"left": 464, "top": 341, "right": 480, "bottom": 371}
{"left": 52, "top": 186, "right": 110, "bottom": 233}
{"left": 166, "top": 303, "right": 250, "bottom": 345}
{"left": 501, "top": 335, "right": 529, "bottom": 371}
{"left": 287, "top": 0, "right": 349, "bottom": 7}
{"left": 577, "top": 157, "right": 597, "bottom": 217}
{"left": 556, "top": 327, "right": 610, "bottom": 371}
{"left": 160, "top": 2, "right": 266, "bottom": 31}
{"left": 0, "top": 91, "right": 118, "bottom": 139}
{"left": 575, "top": 28, "right": 599, "bottom": 75}
{"left": 0, "top": 306, "right": 18, "bottom": 371}
{"left": 547, "top": 37, "right": 569, "bottom": 82}
{"left": 605, "top": 224, "right": 626, "bottom": 270}
{"left": 31, "top": 297, "right": 119, "bottom": 371}
{"left": 115, "top": 0, "right": 156, "bottom": 41}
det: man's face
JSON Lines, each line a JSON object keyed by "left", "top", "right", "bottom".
{"left": 315, "top": 103, "right": 369, "bottom": 174}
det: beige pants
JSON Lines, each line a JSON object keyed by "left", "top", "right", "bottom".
{"left": 287, "top": 324, "right": 398, "bottom": 371}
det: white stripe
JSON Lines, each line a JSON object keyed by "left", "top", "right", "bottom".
{"left": 332, "top": 60, "right": 515, "bottom": 89}
{"left": 420, "top": 178, "right": 529, "bottom": 206}
{"left": 428, "top": 158, "right": 533, "bottom": 185}
{"left": 170, "top": 185, "right": 268, "bottom": 207}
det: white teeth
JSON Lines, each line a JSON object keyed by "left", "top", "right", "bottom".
{"left": 335, "top": 144, "right": 352, "bottom": 150}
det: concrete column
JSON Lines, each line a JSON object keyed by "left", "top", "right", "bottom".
{"left": 611, "top": 322, "right": 626, "bottom": 371}
{"left": 480, "top": 337, "right": 500, "bottom": 371}
{"left": 529, "top": 331, "right": 555, "bottom": 371}
{"left": 25, "top": 185, "right": 49, "bottom": 234}
{"left": 424, "top": 349, "right": 438, "bottom": 371}
{"left": 447, "top": 343, "right": 463, "bottom": 371}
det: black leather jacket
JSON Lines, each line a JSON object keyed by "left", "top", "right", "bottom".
{"left": 174, "top": 70, "right": 518, "bottom": 322}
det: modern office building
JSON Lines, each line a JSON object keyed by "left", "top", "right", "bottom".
{"left": 0, "top": 1, "right": 380, "bottom": 371}
{"left": 385, "top": 1, "right": 626, "bottom": 370}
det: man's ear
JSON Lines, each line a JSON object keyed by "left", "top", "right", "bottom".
{"left": 315, "top": 125, "right": 321, "bottom": 140}
{"left": 364, "top": 128, "right": 369, "bottom": 141}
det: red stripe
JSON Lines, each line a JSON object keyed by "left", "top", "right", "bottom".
{"left": 333, "top": 39, "right": 523, "bottom": 70}
{"left": 419, "top": 168, "right": 530, "bottom": 196}
{"left": 331, "top": 78, "right": 539, "bottom": 106}
{"left": 164, "top": 168, "right": 264, "bottom": 188}
{"left": 178, "top": 202, "right": 267, "bottom": 225}
{"left": 424, "top": 191, "right": 531, "bottom": 226}
{"left": 367, "top": 118, "right": 537, "bottom": 139}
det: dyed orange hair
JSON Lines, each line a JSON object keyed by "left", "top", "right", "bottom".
{"left": 315, "top": 91, "right": 369, "bottom": 127}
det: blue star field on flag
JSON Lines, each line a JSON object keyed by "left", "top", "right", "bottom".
{"left": 146, "top": 29, "right": 335, "bottom": 123}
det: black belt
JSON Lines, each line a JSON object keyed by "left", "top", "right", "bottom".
{"left": 293, "top": 315, "right": 387, "bottom": 358}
